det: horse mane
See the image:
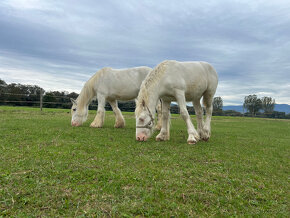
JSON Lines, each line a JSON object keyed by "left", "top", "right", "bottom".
{"left": 135, "top": 60, "right": 169, "bottom": 116}
{"left": 77, "top": 67, "right": 110, "bottom": 110}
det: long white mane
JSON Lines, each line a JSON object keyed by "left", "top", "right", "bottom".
{"left": 136, "top": 61, "right": 169, "bottom": 116}
{"left": 76, "top": 68, "right": 109, "bottom": 110}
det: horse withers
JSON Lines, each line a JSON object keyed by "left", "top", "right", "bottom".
{"left": 135, "top": 60, "right": 218, "bottom": 144}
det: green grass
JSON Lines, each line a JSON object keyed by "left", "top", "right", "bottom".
{"left": 0, "top": 106, "right": 289, "bottom": 217}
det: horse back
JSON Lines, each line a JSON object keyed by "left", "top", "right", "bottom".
{"left": 159, "top": 60, "right": 218, "bottom": 100}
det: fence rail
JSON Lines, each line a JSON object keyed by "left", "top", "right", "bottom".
{"left": 0, "top": 92, "right": 138, "bottom": 111}
{"left": 0, "top": 91, "right": 186, "bottom": 114}
{"left": 0, "top": 92, "right": 39, "bottom": 96}
{"left": 0, "top": 92, "right": 72, "bottom": 110}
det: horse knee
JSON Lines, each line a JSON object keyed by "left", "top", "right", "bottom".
{"left": 97, "top": 109, "right": 105, "bottom": 115}
{"left": 205, "top": 106, "right": 213, "bottom": 115}
{"left": 180, "top": 109, "right": 188, "bottom": 119}
{"left": 162, "top": 112, "right": 169, "bottom": 120}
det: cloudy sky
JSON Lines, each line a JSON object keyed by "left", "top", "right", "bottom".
{"left": 0, "top": 0, "right": 289, "bottom": 105}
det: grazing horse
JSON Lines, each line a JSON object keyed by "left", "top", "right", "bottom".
{"left": 135, "top": 60, "right": 218, "bottom": 144}
{"left": 71, "top": 66, "right": 162, "bottom": 129}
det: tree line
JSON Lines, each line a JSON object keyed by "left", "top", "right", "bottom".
{"left": 0, "top": 78, "right": 289, "bottom": 119}
{"left": 0, "top": 79, "right": 135, "bottom": 111}
{"left": 213, "top": 95, "right": 290, "bottom": 119}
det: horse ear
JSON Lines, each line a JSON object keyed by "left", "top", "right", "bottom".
{"left": 70, "top": 98, "right": 77, "bottom": 105}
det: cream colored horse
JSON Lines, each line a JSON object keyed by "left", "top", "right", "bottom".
{"left": 71, "top": 66, "right": 162, "bottom": 129}
{"left": 135, "top": 60, "right": 218, "bottom": 144}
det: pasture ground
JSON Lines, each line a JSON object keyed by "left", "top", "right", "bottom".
{"left": 0, "top": 106, "right": 289, "bottom": 217}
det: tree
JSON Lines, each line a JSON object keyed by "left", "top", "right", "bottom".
{"left": 261, "top": 96, "right": 275, "bottom": 114}
{"left": 170, "top": 104, "right": 179, "bottom": 114}
{"left": 0, "top": 79, "right": 7, "bottom": 104}
{"left": 223, "top": 110, "right": 242, "bottom": 117}
{"left": 213, "top": 97, "right": 223, "bottom": 115}
{"left": 43, "top": 92, "right": 57, "bottom": 108}
{"left": 118, "top": 100, "right": 136, "bottom": 112}
{"left": 271, "top": 111, "right": 286, "bottom": 119}
{"left": 243, "top": 94, "right": 262, "bottom": 117}
{"left": 0, "top": 78, "right": 7, "bottom": 86}
{"left": 67, "top": 92, "right": 78, "bottom": 100}
{"left": 187, "top": 105, "right": 195, "bottom": 115}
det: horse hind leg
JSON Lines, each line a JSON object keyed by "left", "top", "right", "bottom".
{"left": 192, "top": 99, "right": 205, "bottom": 140}
{"left": 109, "top": 100, "right": 125, "bottom": 128}
{"left": 201, "top": 91, "right": 214, "bottom": 141}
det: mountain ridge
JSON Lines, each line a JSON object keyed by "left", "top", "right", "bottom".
{"left": 223, "top": 104, "right": 290, "bottom": 114}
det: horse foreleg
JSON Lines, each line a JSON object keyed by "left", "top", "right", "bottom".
{"left": 109, "top": 100, "right": 125, "bottom": 128}
{"left": 155, "top": 99, "right": 162, "bottom": 130}
{"left": 156, "top": 100, "right": 171, "bottom": 141}
{"left": 175, "top": 91, "right": 200, "bottom": 144}
{"left": 90, "top": 95, "right": 106, "bottom": 128}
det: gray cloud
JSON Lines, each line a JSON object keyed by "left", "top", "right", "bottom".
{"left": 0, "top": 0, "right": 289, "bottom": 105}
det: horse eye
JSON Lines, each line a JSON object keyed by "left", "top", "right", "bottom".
{"left": 139, "top": 118, "right": 144, "bottom": 122}
{"left": 73, "top": 108, "right": 76, "bottom": 111}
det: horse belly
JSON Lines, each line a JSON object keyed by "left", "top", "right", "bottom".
{"left": 184, "top": 80, "right": 207, "bottom": 101}
{"left": 108, "top": 86, "right": 139, "bottom": 101}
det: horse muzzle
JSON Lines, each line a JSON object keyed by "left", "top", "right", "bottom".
{"left": 136, "top": 133, "right": 148, "bottom": 142}
{"left": 71, "top": 121, "right": 81, "bottom": 127}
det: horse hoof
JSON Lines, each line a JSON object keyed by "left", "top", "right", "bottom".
{"left": 156, "top": 137, "right": 163, "bottom": 142}
{"left": 156, "top": 134, "right": 169, "bottom": 141}
{"left": 90, "top": 123, "right": 102, "bottom": 128}
{"left": 187, "top": 140, "right": 197, "bottom": 145}
{"left": 156, "top": 136, "right": 164, "bottom": 141}
{"left": 114, "top": 120, "right": 125, "bottom": 128}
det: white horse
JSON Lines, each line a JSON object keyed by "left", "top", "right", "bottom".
{"left": 71, "top": 66, "right": 162, "bottom": 129}
{"left": 135, "top": 60, "right": 218, "bottom": 144}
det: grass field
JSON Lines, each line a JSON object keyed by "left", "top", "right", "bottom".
{"left": 0, "top": 106, "right": 289, "bottom": 217}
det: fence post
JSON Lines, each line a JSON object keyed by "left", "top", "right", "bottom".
{"left": 40, "top": 90, "right": 43, "bottom": 111}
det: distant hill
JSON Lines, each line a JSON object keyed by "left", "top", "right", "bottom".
{"left": 223, "top": 104, "right": 290, "bottom": 114}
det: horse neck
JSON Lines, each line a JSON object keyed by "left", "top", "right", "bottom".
{"left": 77, "top": 82, "right": 95, "bottom": 111}
{"left": 145, "top": 85, "right": 160, "bottom": 117}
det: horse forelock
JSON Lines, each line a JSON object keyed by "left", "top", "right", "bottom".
{"left": 135, "top": 92, "right": 148, "bottom": 117}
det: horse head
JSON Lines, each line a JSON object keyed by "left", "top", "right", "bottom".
{"left": 135, "top": 99, "right": 155, "bottom": 141}
{"left": 70, "top": 98, "right": 88, "bottom": 127}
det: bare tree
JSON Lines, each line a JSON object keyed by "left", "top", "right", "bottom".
{"left": 213, "top": 97, "right": 223, "bottom": 112}
{"left": 261, "top": 96, "right": 275, "bottom": 114}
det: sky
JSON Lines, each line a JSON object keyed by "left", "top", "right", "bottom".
{"left": 0, "top": 0, "right": 290, "bottom": 105}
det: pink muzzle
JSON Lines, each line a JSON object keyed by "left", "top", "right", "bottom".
{"left": 71, "top": 121, "right": 80, "bottom": 127}
{"left": 136, "top": 133, "right": 148, "bottom": 141}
